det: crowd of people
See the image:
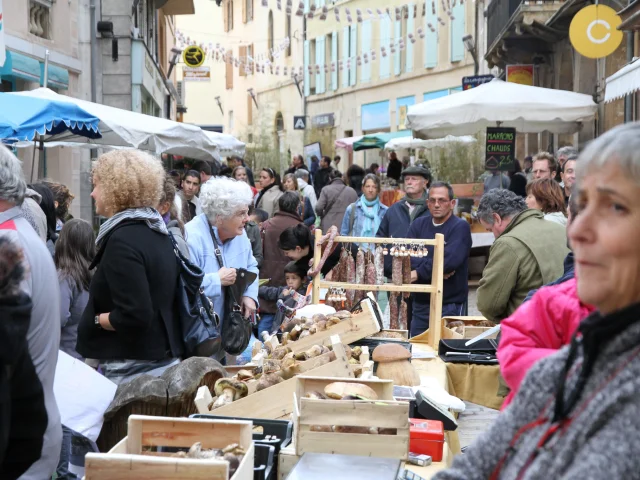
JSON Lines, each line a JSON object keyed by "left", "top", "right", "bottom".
{"left": 3, "top": 121, "right": 640, "bottom": 478}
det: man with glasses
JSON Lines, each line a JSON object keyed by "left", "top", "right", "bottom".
{"left": 405, "top": 182, "right": 472, "bottom": 337}
{"left": 531, "top": 151, "right": 558, "bottom": 180}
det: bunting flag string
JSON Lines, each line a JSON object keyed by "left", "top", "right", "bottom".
{"left": 176, "top": 0, "right": 467, "bottom": 78}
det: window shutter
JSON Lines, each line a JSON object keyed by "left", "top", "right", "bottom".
{"left": 349, "top": 24, "right": 357, "bottom": 86}
{"left": 342, "top": 26, "right": 350, "bottom": 88}
{"left": 239, "top": 45, "right": 247, "bottom": 76}
{"left": 425, "top": 1, "right": 438, "bottom": 68}
{"left": 316, "top": 36, "right": 325, "bottom": 94}
{"left": 304, "top": 0, "right": 309, "bottom": 14}
{"left": 224, "top": 0, "right": 229, "bottom": 32}
{"left": 361, "top": 20, "right": 371, "bottom": 83}
{"left": 331, "top": 31, "right": 338, "bottom": 90}
{"left": 406, "top": 4, "right": 414, "bottom": 72}
{"left": 304, "top": 40, "right": 310, "bottom": 96}
{"left": 247, "top": 94, "right": 253, "bottom": 125}
{"left": 250, "top": 43, "right": 255, "bottom": 73}
{"left": 226, "top": 50, "right": 233, "bottom": 89}
{"left": 394, "top": 17, "right": 401, "bottom": 76}
{"left": 450, "top": 2, "right": 465, "bottom": 62}
{"left": 378, "top": 17, "right": 390, "bottom": 79}
{"left": 317, "top": 0, "right": 325, "bottom": 7}
{"left": 242, "top": 0, "right": 247, "bottom": 23}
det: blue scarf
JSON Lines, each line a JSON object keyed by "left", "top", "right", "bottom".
{"left": 359, "top": 195, "right": 381, "bottom": 238}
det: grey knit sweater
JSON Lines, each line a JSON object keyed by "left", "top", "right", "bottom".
{"left": 435, "top": 303, "right": 640, "bottom": 480}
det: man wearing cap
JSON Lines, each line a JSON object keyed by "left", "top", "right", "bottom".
{"left": 376, "top": 165, "right": 432, "bottom": 331}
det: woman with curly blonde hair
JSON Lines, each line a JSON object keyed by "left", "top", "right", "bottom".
{"left": 77, "top": 150, "right": 183, "bottom": 384}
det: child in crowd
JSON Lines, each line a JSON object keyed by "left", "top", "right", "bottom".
{"left": 55, "top": 218, "right": 95, "bottom": 360}
{"left": 258, "top": 262, "right": 309, "bottom": 334}
{"left": 249, "top": 207, "right": 269, "bottom": 227}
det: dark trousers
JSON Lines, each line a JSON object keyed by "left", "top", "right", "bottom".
{"left": 411, "top": 301, "right": 466, "bottom": 337}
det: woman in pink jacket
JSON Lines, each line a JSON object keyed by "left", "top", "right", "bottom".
{"left": 497, "top": 277, "right": 595, "bottom": 407}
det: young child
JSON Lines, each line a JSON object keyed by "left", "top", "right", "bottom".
{"left": 258, "top": 262, "right": 308, "bottom": 334}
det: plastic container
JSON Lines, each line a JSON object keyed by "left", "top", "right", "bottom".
{"left": 191, "top": 415, "right": 292, "bottom": 454}
{"left": 253, "top": 444, "right": 276, "bottom": 480}
{"left": 408, "top": 418, "right": 445, "bottom": 462}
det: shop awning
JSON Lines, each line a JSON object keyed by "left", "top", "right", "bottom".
{"left": 41, "top": 63, "right": 69, "bottom": 90}
{"left": 353, "top": 130, "right": 412, "bottom": 151}
{"left": 156, "top": 0, "right": 195, "bottom": 15}
{"left": 605, "top": 58, "right": 640, "bottom": 103}
{"left": 0, "top": 51, "right": 41, "bottom": 83}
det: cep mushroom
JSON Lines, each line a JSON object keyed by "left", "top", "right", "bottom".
{"left": 324, "top": 382, "right": 378, "bottom": 400}
{"left": 212, "top": 379, "right": 248, "bottom": 408}
{"left": 372, "top": 344, "right": 420, "bottom": 386}
{"left": 256, "top": 372, "right": 283, "bottom": 391}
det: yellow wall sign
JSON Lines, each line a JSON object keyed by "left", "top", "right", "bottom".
{"left": 182, "top": 45, "right": 205, "bottom": 68}
{"left": 569, "top": 5, "right": 623, "bottom": 59}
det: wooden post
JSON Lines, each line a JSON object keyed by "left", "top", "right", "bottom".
{"left": 427, "top": 233, "right": 445, "bottom": 349}
{"left": 311, "top": 228, "right": 323, "bottom": 304}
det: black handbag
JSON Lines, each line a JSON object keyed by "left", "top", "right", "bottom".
{"left": 169, "top": 232, "right": 222, "bottom": 358}
{"left": 209, "top": 228, "right": 258, "bottom": 356}
{"left": 438, "top": 338, "right": 498, "bottom": 365}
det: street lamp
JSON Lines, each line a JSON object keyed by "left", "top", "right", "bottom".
{"left": 167, "top": 46, "right": 183, "bottom": 78}
{"left": 463, "top": 34, "right": 479, "bottom": 75}
{"left": 215, "top": 96, "right": 223, "bottom": 114}
{"left": 248, "top": 88, "right": 259, "bottom": 109}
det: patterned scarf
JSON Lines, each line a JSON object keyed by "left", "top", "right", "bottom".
{"left": 359, "top": 195, "right": 382, "bottom": 238}
{"left": 96, "top": 207, "right": 168, "bottom": 247}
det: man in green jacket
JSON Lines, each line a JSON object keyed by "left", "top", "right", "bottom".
{"left": 476, "top": 189, "right": 569, "bottom": 322}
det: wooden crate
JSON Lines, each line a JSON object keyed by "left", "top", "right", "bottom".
{"left": 195, "top": 337, "right": 353, "bottom": 420}
{"left": 277, "top": 446, "right": 299, "bottom": 480}
{"left": 84, "top": 415, "right": 254, "bottom": 480}
{"left": 292, "top": 376, "right": 410, "bottom": 460}
{"left": 285, "top": 298, "right": 381, "bottom": 354}
{"left": 442, "top": 316, "right": 497, "bottom": 340}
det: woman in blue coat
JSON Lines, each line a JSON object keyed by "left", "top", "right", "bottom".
{"left": 340, "top": 174, "right": 388, "bottom": 252}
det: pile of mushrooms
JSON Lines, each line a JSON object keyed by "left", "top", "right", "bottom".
{"left": 172, "top": 442, "right": 245, "bottom": 477}
{"left": 280, "top": 310, "right": 352, "bottom": 342}
{"left": 305, "top": 382, "right": 397, "bottom": 435}
{"left": 207, "top": 337, "right": 349, "bottom": 410}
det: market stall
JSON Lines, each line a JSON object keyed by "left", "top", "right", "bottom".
{"left": 10, "top": 88, "right": 244, "bottom": 162}
{"left": 406, "top": 78, "right": 597, "bottom": 139}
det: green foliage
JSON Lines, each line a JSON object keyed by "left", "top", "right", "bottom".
{"left": 415, "top": 134, "right": 486, "bottom": 184}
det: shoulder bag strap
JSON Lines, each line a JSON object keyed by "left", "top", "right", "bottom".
{"left": 323, "top": 184, "right": 347, "bottom": 216}
{"left": 349, "top": 202, "right": 357, "bottom": 236}
{"left": 208, "top": 225, "right": 225, "bottom": 270}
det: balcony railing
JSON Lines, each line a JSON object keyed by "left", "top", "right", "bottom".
{"left": 487, "top": 0, "right": 523, "bottom": 49}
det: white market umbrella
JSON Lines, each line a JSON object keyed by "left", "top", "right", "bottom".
{"left": 204, "top": 131, "right": 245, "bottom": 158}
{"left": 406, "top": 79, "right": 597, "bottom": 139}
{"left": 384, "top": 135, "right": 477, "bottom": 150}
{"left": 10, "top": 88, "right": 228, "bottom": 162}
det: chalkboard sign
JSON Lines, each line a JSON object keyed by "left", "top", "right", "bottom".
{"left": 485, "top": 127, "right": 516, "bottom": 171}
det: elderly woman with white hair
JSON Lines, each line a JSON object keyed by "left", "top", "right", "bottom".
{"left": 433, "top": 122, "right": 640, "bottom": 480}
{"left": 185, "top": 176, "right": 259, "bottom": 360}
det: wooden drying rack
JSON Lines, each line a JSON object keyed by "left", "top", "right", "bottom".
{"left": 311, "top": 230, "right": 446, "bottom": 348}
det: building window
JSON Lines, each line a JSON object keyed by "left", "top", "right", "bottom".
{"left": 268, "top": 11, "right": 274, "bottom": 58}
{"left": 286, "top": 15, "right": 292, "bottom": 57}
{"left": 29, "top": 1, "right": 52, "bottom": 39}
{"left": 275, "top": 112, "right": 284, "bottom": 132}
{"left": 309, "top": 38, "right": 316, "bottom": 95}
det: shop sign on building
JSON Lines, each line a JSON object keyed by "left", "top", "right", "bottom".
{"left": 312, "top": 113, "right": 335, "bottom": 128}
{"left": 506, "top": 65, "right": 534, "bottom": 86}
{"left": 184, "top": 66, "right": 211, "bottom": 82}
{"left": 462, "top": 74, "right": 495, "bottom": 90}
